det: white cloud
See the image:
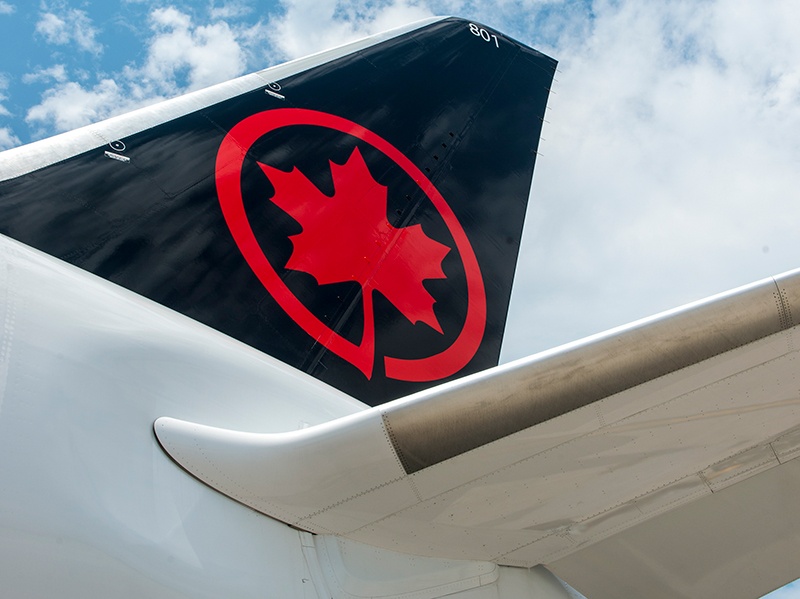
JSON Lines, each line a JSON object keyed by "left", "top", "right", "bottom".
{"left": 141, "top": 7, "right": 246, "bottom": 93}
{"left": 209, "top": 1, "right": 253, "bottom": 20}
{"left": 502, "top": 0, "right": 800, "bottom": 358}
{"left": 0, "top": 73, "right": 12, "bottom": 118}
{"left": 0, "top": 126, "right": 21, "bottom": 150}
{"left": 0, "top": 75, "right": 19, "bottom": 147}
{"left": 22, "top": 64, "right": 68, "bottom": 84}
{"left": 35, "top": 6, "right": 102, "bottom": 54}
{"left": 266, "top": 0, "right": 433, "bottom": 59}
{"left": 26, "top": 6, "right": 252, "bottom": 133}
{"left": 0, "top": 1, "right": 15, "bottom": 15}
{"left": 26, "top": 79, "right": 132, "bottom": 133}
{"left": 36, "top": 13, "right": 69, "bottom": 43}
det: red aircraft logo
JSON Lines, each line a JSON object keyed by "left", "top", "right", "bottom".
{"left": 215, "top": 108, "right": 485, "bottom": 382}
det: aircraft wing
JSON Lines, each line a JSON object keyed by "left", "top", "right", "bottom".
{"left": 157, "top": 268, "right": 800, "bottom": 599}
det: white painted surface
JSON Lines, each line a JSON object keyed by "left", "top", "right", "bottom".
{"left": 0, "top": 233, "right": 581, "bottom": 598}
{"left": 157, "top": 270, "right": 800, "bottom": 567}
{"left": 0, "top": 234, "right": 356, "bottom": 598}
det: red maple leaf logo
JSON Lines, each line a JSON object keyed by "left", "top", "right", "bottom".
{"left": 217, "top": 109, "right": 487, "bottom": 383}
{"left": 259, "top": 147, "right": 450, "bottom": 377}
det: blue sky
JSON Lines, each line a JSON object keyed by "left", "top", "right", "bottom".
{"left": 3, "top": 1, "right": 800, "bottom": 596}
{"left": 768, "top": 582, "right": 800, "bottom": 599}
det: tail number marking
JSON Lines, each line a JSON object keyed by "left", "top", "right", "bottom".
{"left": 468, "top": 23, "right": 499, "bottom": 48}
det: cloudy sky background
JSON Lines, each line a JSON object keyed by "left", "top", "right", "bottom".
{"left": 1, "top": 1, "right": 800, "bottom": 596}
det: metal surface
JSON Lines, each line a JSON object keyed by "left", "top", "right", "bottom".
{"left": 156, "top": 269, "right": 800, "bottom": 568}
{"left": 549, "top": 457, "right": 800, "bottom": 599}
{"left": 383, "top": 270, "right": 799, "bottom": 472}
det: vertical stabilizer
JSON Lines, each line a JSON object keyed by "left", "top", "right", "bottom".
{"left": 0, "top": 18, "right": 556, "bottom": 404}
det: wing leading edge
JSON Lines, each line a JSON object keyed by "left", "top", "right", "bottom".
{"left": 156, "top": 268, "right": 800, "bottom": 593}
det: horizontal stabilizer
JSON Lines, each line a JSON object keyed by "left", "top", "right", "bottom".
{"left": 157, "top": 268, "right": 800, "bottom": 570}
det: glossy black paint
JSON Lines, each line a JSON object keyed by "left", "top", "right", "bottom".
{"left": 0, "top": 18, "right": 556, "bottom": 405}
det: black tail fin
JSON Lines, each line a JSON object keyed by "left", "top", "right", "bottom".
{"left": 0, "top": 17, "right": 556, "bottom": 405}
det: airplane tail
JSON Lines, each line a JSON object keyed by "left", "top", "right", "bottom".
{"left": 0, "top": 17, "right": 556, "bottom": 404}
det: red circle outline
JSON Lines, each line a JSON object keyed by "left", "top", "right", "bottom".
{"left": 215, "top": 108, "right": 486, "bottom": 382}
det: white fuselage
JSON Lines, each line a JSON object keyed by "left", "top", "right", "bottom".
{"left": 0, "top": 234, "right": 577, "bottom": 598}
